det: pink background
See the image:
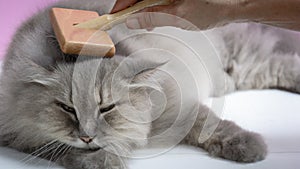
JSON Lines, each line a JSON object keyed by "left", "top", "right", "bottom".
{"left": 0, "top": 0, "right": 58, "bottom": 59}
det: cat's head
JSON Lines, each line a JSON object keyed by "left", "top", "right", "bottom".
{"left": 1, "top": 0, "right": 169, "bottom": 153}
{"left": 15, "top": 55, "right": 166, "bottom": 153}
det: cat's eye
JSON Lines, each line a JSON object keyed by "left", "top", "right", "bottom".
{"left": 100, "top": 104, "right": 115, "bottom": 114}
{"left": 57, "top": 102, "right": 76, "bottom": 114}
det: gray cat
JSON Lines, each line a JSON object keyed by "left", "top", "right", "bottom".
{"left": 0, "top": 0, "right": 300, "bottom": 169}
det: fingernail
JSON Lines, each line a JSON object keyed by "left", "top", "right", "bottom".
{"left": 146, "top": 27, "right": 154, "bottom": 31}
{"left": 126, "top": 18, "right": 141, "bottom": 29}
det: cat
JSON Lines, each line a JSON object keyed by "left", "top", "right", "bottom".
{"left": 0, "top": 0, "right": 300, "bottom": 169}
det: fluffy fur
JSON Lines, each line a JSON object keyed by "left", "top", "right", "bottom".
{"left": 0, "top": 0, "right": 300, "bottom": 168}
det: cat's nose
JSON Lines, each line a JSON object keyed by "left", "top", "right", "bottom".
{"left": 80, "top": 136, "right": 93, "bottom": 144}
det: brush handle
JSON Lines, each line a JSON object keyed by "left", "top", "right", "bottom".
{"left": 112, "top": 0, "right": 172, "bottom": 18}
{"left": 75, "top": 0, "right": 172, "bottom": 30}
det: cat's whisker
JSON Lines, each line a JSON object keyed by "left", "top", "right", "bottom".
{"left": 46, "top": 143, "right": 67, "bottom": 169}
{"left": 16, "top": 145, "right": 59, "bottom": 169}
{"left": 18, "top": 140, "right": 58, "bottom": 163}
{"left": 111, "top": 142, "right": 125, "bottom": 155}
{"left": 52, "top": 144, "right": 70, "bottom": 163}
{"left": 20, "top": 141, "right": 60, "bottom": 165}
{"left": 104, "top": 142, "right": 127, "bottom": 168}
{"left": 54, "top": 145, "right": 73, "bottom": 166}
{"left": 34, "top": 142, "right": 62, "bottom": 166}
{"left": 103, "top": 137, "right": 132, "bottom": 157}
{"left": 108, "top": 142, "right": 121, "bottom": 155}
{"left": 58, "top": 145, "right": 72, "bottom": 160}
{"left": 30, "top": 140, "right": 59, "bottom": 156}
{"left": 48, "top": 143, "right": 64, "bottom": 162}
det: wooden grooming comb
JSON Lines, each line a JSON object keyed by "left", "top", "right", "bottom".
{"left": 50, "top": 0, "right": 172, "bottom": 57}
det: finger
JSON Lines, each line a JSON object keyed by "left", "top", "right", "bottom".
{"left": 140, "top": 4, "right": 175, "bottom": 14}
{"left": 111, "top": 0, "right": 138, "bottom": 13}
{"left": 126, "top": 12, "right": 199, "bottom": 31}
{"left": 125, "top": 4, "right": 175, "bottom": 29}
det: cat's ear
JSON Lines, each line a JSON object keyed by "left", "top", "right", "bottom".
{"left": 131, "top": 61, "right": 165, "bottom": 83}
{"left": 20, "top": 59, "right": 57, "bottom": 86}
{"left": 118, "top": 57, "right": 168, "bottom": 82}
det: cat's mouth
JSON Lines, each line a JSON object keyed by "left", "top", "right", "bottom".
{"left": 68, "top": 143, "right": 102, "bottom": 152}
{"left": 87, "top": 146, "right": 102, "bottom": 151}
{"left": 61, "top": 138, "right": 102, "bottom": 151}
{"left": 66, "top": 143, "right": 102, "bottom": 152}
{"left": 84, "top": 141, "right": 103, "bottom": 151}
{"left": 77, "top": 143, "right": 102, "bottom": 151}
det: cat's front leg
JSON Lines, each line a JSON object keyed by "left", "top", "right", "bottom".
{"left": 202, "top": 121, "right": 267, "bottom": 163}
{"left": 61, "top": 148, "right": 127, "bottom": 169}
{"left": 183, "top": 105, "right": 267, "bottom": 163}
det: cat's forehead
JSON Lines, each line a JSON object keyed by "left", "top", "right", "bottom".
{"left": 54, "top": 58, "right": 120, "bottom": 100}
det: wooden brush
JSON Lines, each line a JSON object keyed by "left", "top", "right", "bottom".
{"left": 75, "top": 0, "right": 172, "bottom": 30}
{"left": 50, "top": 0, "right": 172, "bottom": 57}
{"left": 50, "top": 8, "right": 115, "bottom": 57}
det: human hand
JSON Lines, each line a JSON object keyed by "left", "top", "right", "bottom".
{"left": 112, "top": 0, "right": 238, "bottom": 30}
{"left": 111, "top": 0, "right": 138, "bottom": 13}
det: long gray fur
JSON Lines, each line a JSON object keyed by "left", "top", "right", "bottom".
{"left": 1, "top": 0, "right": 300, "bottom": 168}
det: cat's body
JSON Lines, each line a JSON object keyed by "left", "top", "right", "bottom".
{"left": 0, "top": 0, "right": 300, "bottom": 168}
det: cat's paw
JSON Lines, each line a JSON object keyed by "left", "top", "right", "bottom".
{"left": 208, "top": 132, "right": 267, "bottom": 163}
{"left": 61, "top": 149, "right": 126, "bottom": 169}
